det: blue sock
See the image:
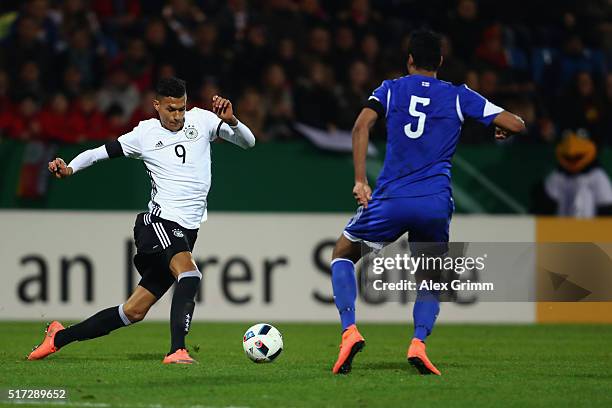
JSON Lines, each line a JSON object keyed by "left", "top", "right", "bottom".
{"left": 413, "top": 289, "right": 440, "bottom": 341}
{"left": 331, "top": 258, "right": 357, "bottom": 331}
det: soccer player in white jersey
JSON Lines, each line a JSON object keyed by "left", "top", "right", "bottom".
{"left": 28, "top": 77, "right": 255, "bottom": 364}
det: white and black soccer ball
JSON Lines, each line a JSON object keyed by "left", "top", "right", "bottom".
{"left": 242, "top": 323, "right": 283, "bottom": 363}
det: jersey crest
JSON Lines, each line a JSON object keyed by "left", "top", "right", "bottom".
{"left": 184, "top": 124, "right": 198, "bottom": 139}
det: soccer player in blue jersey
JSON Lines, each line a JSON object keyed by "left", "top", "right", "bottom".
{"left": 330, "top": 30, "right": 525, "bottom": 375}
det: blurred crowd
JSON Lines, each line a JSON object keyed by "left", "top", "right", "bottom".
{"left": 0, "top": 0, "right": 611, "bottom": 144}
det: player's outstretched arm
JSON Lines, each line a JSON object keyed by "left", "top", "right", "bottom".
{"left": 352, "top": 108, "right": 378, "bottom": 208}
{"left": 48, "top": 145, "right": 111, "bottom": 179}
{"left": 457, "top": 85, "right": 525, "bottom": 140}
{"left": 212, "top": 95, "right": 256, "bottom": 149}
{"left": 493, "top": 111, "right": 526, "bottom": 140}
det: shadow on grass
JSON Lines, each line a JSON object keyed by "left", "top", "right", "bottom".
{"left": 360, "top": 361, "right": 408, "bottom": 371}
{"left": 127, "top": 353, "right": 161, "bottom": 361}
{"left": 361, "top": 360, "right": 466, "bottom": 373}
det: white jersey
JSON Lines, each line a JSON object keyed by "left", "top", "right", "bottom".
{"left": 545, "top": 167, "right": 612, "bottom": 218}
{"left": 118, "top": 108, "right": 230, "bottom": 229}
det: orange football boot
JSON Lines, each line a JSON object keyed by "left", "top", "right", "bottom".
{"left": 163, "top": 348, "right": 197, "bottom": 364}
{"left": 27, "top": 321, "right": 64, "bottom": 361}
{"left": 407, "top": 338, "right": 441, "bottom": 375}
{"left": 332, "top": 324, "right": 365, "bottom": 374}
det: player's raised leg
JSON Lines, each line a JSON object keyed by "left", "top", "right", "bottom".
{"left": 163, "top": 251, "right": 202, "bottom": 364}
{"left": 28, "top": 286, "right": 157, "bottom": 360}
{"left": 331, "top": 234, "right": 365, "bottom": 374}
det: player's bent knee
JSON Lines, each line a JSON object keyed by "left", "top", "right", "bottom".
{"left": 122, "top": 303, "right": 149, "bottom": 323}
{"left": 169, "top": 251, "right": 198, "bottom": 277}
{"left": 124, "top": 309, "right": 146, "bottom": 323}
{"left": 177, "top": 269, "right": 202, "bottom": 281}
{"left": 332, "top": 235, "right": 361, "bottom": 263}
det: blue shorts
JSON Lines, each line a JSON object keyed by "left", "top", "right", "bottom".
{"left": 343, "top": 192, "right": 454, "bottom": 250}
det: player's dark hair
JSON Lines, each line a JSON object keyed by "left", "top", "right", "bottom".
{"left": 407, "top": 29, "right": 442, "bottom": 71}
{"left": 155, "top": 77, "right": 187, "bottom": 98}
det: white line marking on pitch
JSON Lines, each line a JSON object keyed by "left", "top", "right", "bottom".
{"left": 0, "top": 401, "right": 248, "bottom": 408}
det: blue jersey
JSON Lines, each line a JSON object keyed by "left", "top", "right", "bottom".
{"left": 368, "top": 74, "right": 503, "bottom": 198}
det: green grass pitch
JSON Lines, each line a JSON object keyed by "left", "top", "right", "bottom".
{"left": 1, "top": 322, "right": 611, "bottom": 407}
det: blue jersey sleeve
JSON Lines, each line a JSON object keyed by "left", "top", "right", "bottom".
{"left": 457, "top": 85, "right": 503, "bottom": 125}
{"left": 367, "top": 80, "right": 392, "bottom": 116}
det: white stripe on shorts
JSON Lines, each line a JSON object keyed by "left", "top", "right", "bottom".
{"left": 152, "top": 222, "right": 170, "bottom": 248}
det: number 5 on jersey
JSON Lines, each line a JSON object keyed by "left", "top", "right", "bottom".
{"left": 404, "top": 96, "right": 430, "bottom": 139}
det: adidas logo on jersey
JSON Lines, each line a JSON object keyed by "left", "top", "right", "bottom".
{"left": 155, "top": 141, "right": 164, "bottom": 148}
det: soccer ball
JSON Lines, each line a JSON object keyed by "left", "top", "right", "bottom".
{"left": 242, "top": 323, "right": 283, "bottom": 363}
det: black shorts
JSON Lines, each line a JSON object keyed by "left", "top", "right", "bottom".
{"left": 132, "top": 212, "right": 198, "bottom": 299}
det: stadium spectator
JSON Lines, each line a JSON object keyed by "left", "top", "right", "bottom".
{"left": 275, "top": 37, "right": 300, "bottom": 81}
{"left": 261, "top": 63, "right": 294, "bottom": 139}
{"left": 304, "top": 26, "right": 332, "bottom": 66}
{"left": 337, "top": 0, "right": 381, "bottom": 38}
{"left": 464, "top": 70, "right": 480, "bottom": 91}
{"left": 161, "top": 0, "right": 206, "bottom": 47}
{"left": 504, "top": 97, "right": 543, "bottom": 143}
{"left": 236, "top": 88, "right": 266, "bottom": 140}
{"left": 293, "top": 60, "right": 338, "bottom": 131}
{"left": 61, "top": 65, "right": 85, "bottom": 100}
{"left": 156, "top": 63, "right": 178, "bottom": 82}
{"left": 299, "top": 0, "right": 329, "bottom": 29}
{"left": 360, "top": 33, "right": 383, "bottom": 81}
{"left": 72, "top": 91, "right": 110, "bottom": 141}
{"left": 558, "top": 34, "right": 606, "bottom": 87}
{"left": 0, "top": 0, "right": 608, "bottom": 148}
{"left": 144, "top": 18, "right": 177, "bottom": 74}
{"left": 195, "top": 80, "right": 220, "bottom": 112}
{"left": 91, "top": 0, "right": 142, "bottom": 32}
{"left": 332, "top": 25, "right": 357, "bottom": 80}
{"left": 2, "top": 16, "right": 51, "bottom": 83}
{"left": 97, "top": 68, "right": 140, "bottom": 122}
{"left": 59, "top": 0, "right": 102, "bottom": 41}
{"left": 557, "top": 71, "right": 605, "bottom": 142}
{"left": 105, "top": 103, "right": 130, "bottom": 136}
{"left": 233, "top": 24, "right": 270, "bottom": 93}
{"left": 180, "top": 23, "right": 227, "bottom": 91}
{"left": 260, "top": 0, "right": 302, "bottom": 43}
{"left": 115, "top": 37, "right": 154, "bottom": 92}
{"left": 438, "top": 35, "right": 467, "bottom": 85}
{"left": 13, "top": 61, "right": 45, "bottom": 102}
{"left": 479, "top": 69, "right": 500, "bottom": 100}
{"left": 336, "top": 60, "right": 370, "bottom": 131}
{"left": 445, "top": 0, "right": 484, "bottom": 62}
{"left": 475, "top": 25, "right": 509, "bottom": 70}
{"left": 214, "top": 0, "right": 252, "bottom": 44}
{"left": 0, "top": 96, "right": 41, "bottom": 141}
{"left": 129, "top": 90, "right": 157, "bottom": 129}
{"left": 55, "top": 27, "right": 103, "bottom": 89}
{"left": 17, "top": 0, "right": 59, "bottom": 49}
{"left": 38, "top": 93, "right": 76, "bottom": 143}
